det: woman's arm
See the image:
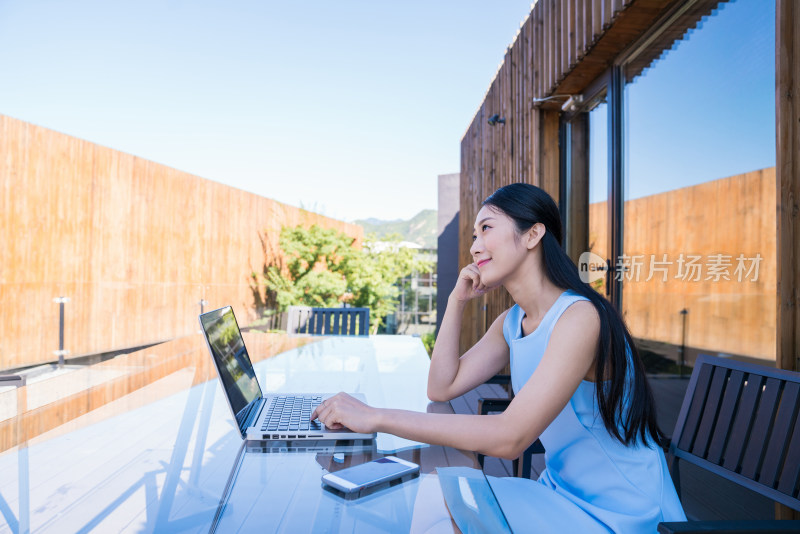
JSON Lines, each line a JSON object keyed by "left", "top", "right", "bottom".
{"left": 312, "top": 301, "right": 601, "bottom": 460}
{"left": 427, "top": 264, "right": 510, "bottom": 402}
{"left": 309, "top": 393, "right": 515, "bottom": 458}
{"left": 427, "top": 301, "right": 510, "bottom": 402}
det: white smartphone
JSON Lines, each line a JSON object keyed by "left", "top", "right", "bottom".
{"left": 321, "top": 456, "right": 420, "bottom": 494}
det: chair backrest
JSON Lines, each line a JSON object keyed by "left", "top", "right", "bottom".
{"left": 669, "top": 354, "right": 800, "bottom": 512}
{"left": 286, "top": 306, "right": 369, "bottom": 336}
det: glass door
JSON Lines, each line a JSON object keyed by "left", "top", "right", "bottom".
{"left": 619, "top": 0, "right": 776, "bottom": 369}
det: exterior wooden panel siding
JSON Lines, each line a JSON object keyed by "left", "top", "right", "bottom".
{"left": 459, "top": 0, "right": 798, "bottom": 375}
{"left": 0, "top": 115, "right": 362, "bottom": 370}
{"left": 458, "top": 0, "right": 676, "bottom": 352}
{"left": 777, "top": 0, "right": 800, "bottom": 373}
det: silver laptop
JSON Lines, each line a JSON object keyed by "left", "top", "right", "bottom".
{"left": 199, "top": 306, "right": 375, "bottom": 442}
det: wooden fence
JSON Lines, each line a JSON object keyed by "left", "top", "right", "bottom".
{"left": 0, "top": 115, "right": 362, "bottom": 370}
{"left": 591, "top": 168, "right": 776, "bottom": 362}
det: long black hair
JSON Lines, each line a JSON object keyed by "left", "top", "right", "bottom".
{"left": 483, "top": 182, "right": 664, "bottom": 447}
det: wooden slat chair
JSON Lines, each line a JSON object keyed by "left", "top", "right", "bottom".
{"left": 658, "top": 354, "right": 800, "bottom": 533}
{"left": 286, "top": 306, "right": 369, "bottom": 336}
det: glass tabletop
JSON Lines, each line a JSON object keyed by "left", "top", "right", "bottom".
{"left": 215, "top": 443, "right": 466, "bottom": 533}
{"left": 0, "top": 335, "right": 477, "bottom": 533}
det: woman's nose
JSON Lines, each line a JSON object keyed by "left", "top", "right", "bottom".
{"left": 470, "top": 236, "right": 481, "bottom": 256}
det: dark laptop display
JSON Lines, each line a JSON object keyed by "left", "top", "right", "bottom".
{"left": 200, "top": 308, "right": 262, "bottom": 433}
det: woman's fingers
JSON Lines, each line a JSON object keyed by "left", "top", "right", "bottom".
{"left": 465, "top": 265, "right": 489, "bottom": 294}
{"left": 311, "top": 393, "right": 348, "bottom": 429}
{"left": 456, "top": 264, "right": 488, "bottom": 297}
{"left": 310, "top": 392, "right": 376, "bottom": 433}
{"left": 311, "top": 396, "right": 335, "bottom": 422}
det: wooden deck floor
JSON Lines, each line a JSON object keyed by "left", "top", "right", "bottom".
{"left": 449, "top": 376, "right": 776, "bottom": 521}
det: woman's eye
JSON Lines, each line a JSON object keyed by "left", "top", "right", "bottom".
{"left": 471, "top": 235, "right": 477, "bottom": 241}
{"left": 482, "top": 225, "right": 490, "bottom": 231}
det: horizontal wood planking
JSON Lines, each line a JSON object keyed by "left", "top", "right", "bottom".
{"left": 0, "top": 115, "right": 362, "bottom": 370}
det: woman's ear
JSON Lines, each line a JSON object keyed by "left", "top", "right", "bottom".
{"left": 525, "top": 223, "right": 545, "bottom": 250}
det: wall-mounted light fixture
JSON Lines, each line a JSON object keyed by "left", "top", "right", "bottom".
{"left": 531, "top": 94, "right": 583, "bottom": 111}
{"left": 561, "top": 95, "right": 583, "bottom": 112}
{"left": 487, "top": 114, "right": 506, "bottom": 126}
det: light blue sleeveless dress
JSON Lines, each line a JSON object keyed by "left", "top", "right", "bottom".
{"left": 485, "top": 290, "right": 686, "bottom": 533}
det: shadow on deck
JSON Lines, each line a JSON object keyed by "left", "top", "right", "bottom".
{"left": 450, "top": 377, "right": 776, "bottom": 521}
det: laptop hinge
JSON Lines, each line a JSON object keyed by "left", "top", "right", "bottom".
{"left": 238, "top": 398, "right": 264, "bottom": 433}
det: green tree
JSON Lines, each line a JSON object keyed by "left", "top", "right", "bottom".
{"left": 347, "top": 238, "right": 430, "bottom": 333}
{"left": 261, "top": 225, "right": 429, "bottom": 334}
{"left": 264, "top": 225, "right": 356, "bottom": 309}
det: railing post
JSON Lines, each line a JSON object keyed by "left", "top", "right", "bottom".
{"left": 53, "top": 297, "right": 70, "bottom": 367}
{"left": 0, "top": 374, "right": 29, "bottom": 532}
{"left": 679, "top": 308, "right": 689, "bottom": 377}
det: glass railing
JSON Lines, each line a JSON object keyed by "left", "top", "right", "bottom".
{"left": 0, "top": 332, "right": 313, "bottom": 454}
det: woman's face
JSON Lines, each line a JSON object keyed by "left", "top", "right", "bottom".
{"left": 469, "top": 205, "right": 528, "bottom": 287}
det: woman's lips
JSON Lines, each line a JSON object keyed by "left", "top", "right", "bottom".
{"left": 477, "top": 259, "right": 491, "bottom": 268}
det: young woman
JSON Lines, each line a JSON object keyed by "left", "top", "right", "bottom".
{"left": 311, "top": 183, "right": 686, "bottom": 532}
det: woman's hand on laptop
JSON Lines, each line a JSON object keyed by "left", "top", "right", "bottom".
{"left": 311, "top": 392, "right": 378, "bottom": 434}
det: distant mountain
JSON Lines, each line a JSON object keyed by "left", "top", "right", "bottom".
{"left": 355, "top": 209, "right": 437, "bottom": 249}
{"left": 358, "top": 217, "right": 403, "bottom": 226}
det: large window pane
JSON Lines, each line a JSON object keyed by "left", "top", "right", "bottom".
{"left": 622, "top": 0, "right": 776, "bottom": 368}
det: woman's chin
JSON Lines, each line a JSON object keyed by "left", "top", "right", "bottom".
{"left": 480, "top": 273, "right": 501, "bottom": 288}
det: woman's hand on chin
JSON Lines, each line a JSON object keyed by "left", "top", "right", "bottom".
{"left": 310, "top": 392, "right": 379, "bottom": 434}
{"left": 450, "top": 263, "right": 496, "bottom": 302}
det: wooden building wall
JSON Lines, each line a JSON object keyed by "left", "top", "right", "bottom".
{"left": 0, "top": 115, "right": 362, "bottom": 370}
{"left": 777, "top": 0, "right": 800, "bottom": 373}
{"left": 458, "top": 0, "right": 677, "bottom": 352}
{"left": 457, "top": 0, "right": 798, "bottom": 519}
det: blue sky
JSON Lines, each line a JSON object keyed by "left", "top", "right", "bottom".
{"left": 590, "top": 0, "right": 775, "bottom": 204}
{"left": 625, "top": 0, "right": 775, "bottom": 200}
{"left": 0, "top": 1, "right": 534, "bottom": 222}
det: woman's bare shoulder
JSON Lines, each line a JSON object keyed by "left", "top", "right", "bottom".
{"left": 557, "top": 300, "right": 600, "bottom": 341}
{"left": 492, "top": 306, "right": 514, "bottom": 323}
{"left": 559, "top": 299, "right": 600, "bottom": 331}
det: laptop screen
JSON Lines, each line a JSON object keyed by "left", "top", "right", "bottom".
{"left": 200, "top": 307, "right": 262, "bottom": 429}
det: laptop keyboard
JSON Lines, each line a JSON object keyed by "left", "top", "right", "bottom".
{"left": 262, "top": 395, "right": 323, "bottom": 432}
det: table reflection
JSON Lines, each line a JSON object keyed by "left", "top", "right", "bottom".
{"left": 214, "top": 445, "right": 460, "bottom": 533}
